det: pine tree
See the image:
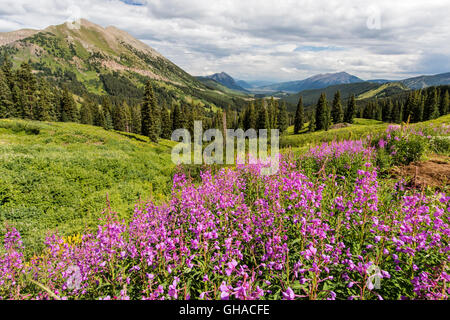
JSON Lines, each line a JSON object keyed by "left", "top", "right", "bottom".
{"left": 257, "top": 100, "right": 269, "bottom": 130}
{"left": 35, "top": 79, "right": 53, "bottom": 121}
{"left": 243, "top": 101, "right": 257, "bottom": 131}
{"left": 112, "top": 102, "right": 129, "bottom": 132}
{"left": 16, "top": 62, "right": 37, "bottom": 119}
{"left": 382, "top": 99, "right": 393, "bottom": 122}
{"left": 1, "top": 52, "right": 14, "bottom": 89}
{"left": 93, "top": 105, "right": 106, "bottom": 128}
{"left": 424, "top": 88, "right": 440, "bottom": 120}
{"left": 374, "top": 99, "right": 382, "bottom": 121}
{"left": 440, "top": 90, "right": 449, "bottom": 116}
{"left": 0, "top": 70, "right": 13, "bottom": 118}
{"left": 172, "top": 104, "right": 183, "bottom": 130}
{"left": 104, "top": 109, "right": 113, "bottom": 130}
{"left": 10, "top": 84, "right": 21, "bottom": 118}
{"left": 331, "top": 91, "right": 344, "bottom": 124}
{"left": 308, "top": 111, "right": 316, "bottom": 132}
{"left": 60, "top": 86, "right": 78, "bottom": 122}
{"left": 131, "top": 105, "right": 142, "bottom": 134}
{"left": 277, "top": 101, "right": 289, "bottom": 133}
{"left": 315, "top": 93, "right": 328, "bottom": 131}
{"left": 324, "top": 102, "right": 331, "bottom": 131}
{"left": 271, "top": 99, "right": 278, "bottom": 129}
{"left": 79, "top": 101, "right": 94, "bottom": 125}
{"left": 141, "top": 82, "right": 159, "bottom": 142}
{"left": 344, "top": 95, "right": 356, "bottom": 124}
{"left": 363, "top": 102, "right": 373, "bottom": 119}
{"left": 294, "top": 96, "right": 304, "bottom": 134}
{"left": 161, "top": 108, "right": 172, "bottom": 139}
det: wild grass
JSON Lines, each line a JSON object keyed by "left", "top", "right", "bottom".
{"left": 0, "top": 119, "right": 174, "bottom": 254}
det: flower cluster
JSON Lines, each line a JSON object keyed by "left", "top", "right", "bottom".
{"left": 1, "top": 151, "right": 448, "bottom": 300}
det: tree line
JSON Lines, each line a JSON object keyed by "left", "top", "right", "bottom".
{"left": 358, "top": 86, "right": 449, "bottom": 124}
{"left": 291, "top": 91, "right": 357, "bottom": 134}
{"left": 289, "top": 86, "right": 449, "bottom": 135}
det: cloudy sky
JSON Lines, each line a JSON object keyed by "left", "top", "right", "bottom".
{"left": 1, "top": 0, "right": 449, "bottom": 82}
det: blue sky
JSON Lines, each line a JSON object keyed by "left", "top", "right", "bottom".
{"left": 0, "top": 0, "right": 449, "bottom": 82}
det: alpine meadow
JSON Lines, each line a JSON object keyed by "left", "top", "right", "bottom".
{"left": 0, "top": 1, "right": 449, "bottom": 304}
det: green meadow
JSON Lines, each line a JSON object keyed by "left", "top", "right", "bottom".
{"left": 0, "top": 119, "right": 174, "bottom": 254}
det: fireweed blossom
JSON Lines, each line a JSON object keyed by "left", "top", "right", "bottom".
{"left": 0, "top": 148, "right": 448, "bottom": 300}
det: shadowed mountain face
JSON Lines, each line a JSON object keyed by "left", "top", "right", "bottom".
{"left": 255, "top": 72, "right": 364, "bottom": 93}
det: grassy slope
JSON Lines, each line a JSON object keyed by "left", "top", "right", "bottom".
{"left": 281, "top": 115, "right": 450, "bottom": 153}
{"left": 0, "top": 119, "right": 175, "bottom": 253}
{"left": 356, "top": 82, "right": 408, "bottom": 100}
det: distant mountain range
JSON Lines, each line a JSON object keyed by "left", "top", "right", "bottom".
{"left": 255, "top": 72, "right": 364, "bottom": 93}
{"left": 399, "top": 72, "right": 450, "bottom": 89}
{"left": 196, "top": 72, "right": 249, "bottom": 93}
{"left": 202, "top": 71, "right": 450, "bottom": 98}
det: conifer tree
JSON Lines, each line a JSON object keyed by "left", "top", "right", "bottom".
{"left": 17, "top": 62, "right": 37, "bottom": 119}
{"left": 141, "top": 82, "right": 159, "bottom": 142}
{"left": 277, "top": 101, "right": 289, "bottom": 133}
{"left": 60, "top": 86, "right": 78, "bottom": 122}
{"left": 10, "top": 84, "right": 21, "bottom": 118}
{"left": 93, "top": 105, "right": 106, "bottom": 128}
{"left": 381, "top": 99, "right": 393, "bottom": 122}
{"left": 1, "top": 52, "right": 14, "bottom": 89}
{"left": 112, "top": 102, "right": 130, "bottom": 132}
{"left": 363, "top": 102, "right": 372, "bottom": 119}
{"left": 35, "top": 80, "right": 53, "bottom": 121}
{"left": 440, "top": 90, "right": 449, "bottom": 116}
{"left": 315, "top": 93, "right": 328, "bottom": 131}
{"left": 104, "top": 109, "right": 114, "bottom": 130}
{"left": 243, "top": 101, "right": 257, "bottom": 131}
{"left": 0, "top": 70, "right": 12, "bottom": 118}
{"left": 391, "top": 101, "right": 400, "bottom": 124}
{"left": 331, "top": 91, "right": 344, "bottom": 124}
{"left": 172, "top": 104, "right": 183, "bottom": 130}
{"left": 272, "top": 99, "right": 278, "bottom": 129}
{"left": 374, "top": 99, "right": 382, "bottom": 121}
{"left": 294, "top": 96, "right": 304, "bottom": 134}
{"left": 344, "top": 95, "right": 356, "bottom": 124}
{"left": 131, "top": 105, "right": 142, "bottom": 134}
{"left": 308, "top": 111, "right": 316, "bottom": 132}
{"left": 79, "top": 101, "right": 94, "bottom": 125}
{"left": 257, "top": 100, "right": 269, "bottom": 130}
{"left": 424, "top": 87, "right": 440, "bottom": 120}
{"left": 161, "top": 108, "right": 172, "bottom": 139}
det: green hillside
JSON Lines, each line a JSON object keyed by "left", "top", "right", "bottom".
{"left": 0, "top": 19, "right": 247, "bottom": 110}
{"left": 0, "top": 119, "right": 175, "bottom": 254}
{"left": 356, "top": 82, "right": 409, "bottom": 100}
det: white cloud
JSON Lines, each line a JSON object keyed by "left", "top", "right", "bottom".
{"left": 0, "top": 0, "right": 449, "bottom": 81}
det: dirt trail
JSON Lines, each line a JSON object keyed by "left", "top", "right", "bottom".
{"left": 391, "top": 155, "right": 450, "bottom": 189}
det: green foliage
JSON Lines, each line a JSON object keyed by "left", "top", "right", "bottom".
{"left": 331, "top": 90, "right": 344, "bottom": 124}
{"left": 0, "top": 119, "right": 174, "bottom": 254}
{"left": 315, "top": 93, "right": 329, "bottom": 131}
{"left": 141, "top": 82, "right": 160, "bottom": 142}
{"left": 344, "top": 95, "right": 356, "bottom": 124}
{"left": 294, "top": 96, "right": 304, "bottom": 134}
{"left": 277, "top": 101, "right": 289, "bottom": 133}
